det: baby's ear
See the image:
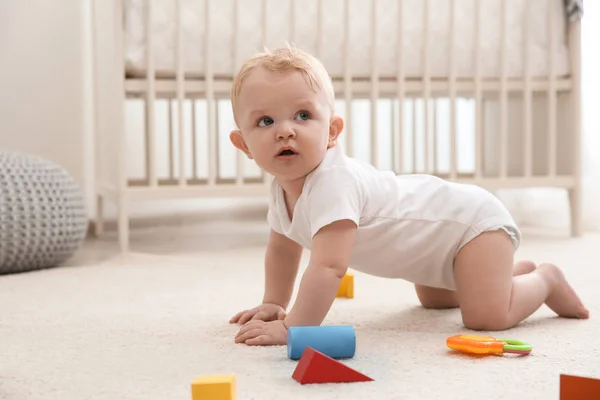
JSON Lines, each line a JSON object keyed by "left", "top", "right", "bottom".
{"left": 229, "top": 130, "right": 253, "bottom": 159}
{"left": 328, "top": 116, "right": 344, "bottom": 148}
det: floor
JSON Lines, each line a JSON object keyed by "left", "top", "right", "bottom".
{"left": 1, "top": 209, "right": 599, "bottom": 400}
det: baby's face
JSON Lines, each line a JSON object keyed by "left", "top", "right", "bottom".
{"left": 230, "top": 67, "right": 340, "bottom": 184}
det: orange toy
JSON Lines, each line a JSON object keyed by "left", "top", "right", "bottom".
{"left": 446, "top": 334, "right": 532, "bottom": 356}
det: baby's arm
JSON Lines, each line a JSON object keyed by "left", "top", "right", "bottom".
{"left": 283, "top": 219, "right": 357, "bottom": 327}
{"left": 230, "top": 228, "right": 303, "bottom": 324}
{"left": 262, "top": 229, "right": 304, "bottom": 309}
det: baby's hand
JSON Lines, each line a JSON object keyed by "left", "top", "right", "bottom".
{"left": 235, "top": 320, "right": 288, "bottom": 346}
{"left": 229, "top": 303, "right": 286, "bottom": 325}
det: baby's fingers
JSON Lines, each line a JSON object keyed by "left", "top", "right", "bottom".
{"left": 230, "top": 309, "right": 254, "bottom": 324}
{"left": 245, "top": 335, "right": 272, "bottom": 346}
{"left": 250, "top": 311, "right": 270, "bottom": 322}
{"left": 235, "top": 327, "right": 264, "bottom": 344}
{"left": 234, "top": 320, "right": 262, "bottom": 340}
{"left": 229, "top": 311, "right": 245, "bottom": 323}
{"left": 237, "top": 311, "right": 258, "bottom": 325}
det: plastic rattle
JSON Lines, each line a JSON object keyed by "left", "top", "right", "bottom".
{"left": 446, "top": 334, "right": 532, "bottom": 355}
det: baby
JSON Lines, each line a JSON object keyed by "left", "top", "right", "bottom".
{"left": 227, "top": 45, "right": 589, "bottom": 346}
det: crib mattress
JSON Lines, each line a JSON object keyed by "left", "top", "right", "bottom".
{"left": 124, "top": 0, "right": 571, "bottom": 80}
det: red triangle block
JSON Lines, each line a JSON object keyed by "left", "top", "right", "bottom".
{"left": 560, "top": 374, "right": 600, "bottom": 399}
{"left": 292, "top": 346, "right": 373, "bottom": 384}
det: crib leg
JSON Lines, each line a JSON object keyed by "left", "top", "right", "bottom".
{"left": 118, "top": 193, "right": 130, "bottom": 252}
{"left": 94, "top": 194, "right": 104, "bottom": 237}
{"left": 568, "top": 186, "right": 582, "bottom": 237}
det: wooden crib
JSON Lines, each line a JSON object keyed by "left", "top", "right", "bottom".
{"left": 90, "top": 0, "right": 583, "bottom": 251}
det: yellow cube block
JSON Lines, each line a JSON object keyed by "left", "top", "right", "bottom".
{"left": 191, "top": 374, "right": 236, "bottom": 400}
{"left": 336, "top": 272, "right": 354, "bottom": 298}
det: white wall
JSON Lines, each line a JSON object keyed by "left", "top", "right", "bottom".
{"left": 0, "top": 0, "right": 94, "bottom": 217}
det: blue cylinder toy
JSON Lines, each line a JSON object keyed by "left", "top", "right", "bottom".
{"left": 287, "top": 325, "right": 356, "bottom": 360}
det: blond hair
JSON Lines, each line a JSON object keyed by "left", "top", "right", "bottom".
{"left": 230, "top": 44, "right": 335, "bottom": 114}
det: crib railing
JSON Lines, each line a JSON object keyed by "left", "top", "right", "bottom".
{"left": 92, "top": 0, "right": 582, "bottom": 251}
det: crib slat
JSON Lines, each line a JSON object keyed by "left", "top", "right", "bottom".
{"left": 448, "top": 0, "right": 457, "bottom": 180}
{"left": 175, "top": 0, "right": 186, "bottom": 186}
{"left": 523, "top": 1, "right": 532, "bottom": 178}
{"left": 115, "top": 0, "right": 129, "bottom": 251}
{"left": 191, "top": 99, "right": 197, "bottom": 179}
{"left": 317, "top": 0, "right": 323, "bottom": 58}
{"left": 205, "top": 0, "right": 217, "bottom": 186}
{"left": 422, "top": 0, "right": 430, "bottom": 174}
{"left": 343, "top": 0, "right": 352, "bottom": 157}
{"left": 474, "top": 0, "right": 482, "bottom": 179}
{"left": 499, "top": 0, "right": 508, "bottom": 179}
{"left": 394, "top": 0, "right": 404, "bottom": 175}
{"left": 370, "top": 0, "right": 378, "bottom": 168}
{"left": 261, "top": 0, "right": 267, "bottom": 47}
{"left": 145, "top": 0, "right": 157, "bottom": 187}
{"left": 412, "top": 98, "right": 417, "bottom": 173}
{"left": 260, "top": 0, "right": 269, "bottom": 186}
{"left": 215, "top": 100, "right": 221, "bottom": 181}
{"left": 232, "top": 0, "right": 239, "bottom": 66}
{"left": 289, "top": 0, "right": 295, "bottom": 43}
{"left": 547, "top": 2, "right": 557, "bottom": 177}
{"left": 91, "top": 0, "right": 104, "bottom": 224}
{"left": 568, "top": 19, "right": 582, "bottom": 236}
{"left": 390, "top": 100, "right": 396, "bottom": 170}
{"left": 433, "top": 99, "right": 437, "bottom": 174}
{"left": 168, "top": 99, "right": 174, "bottom": 178}
{"left": 395, "top": 0, "right": 404, "bottom": 175}
{"left": 233, "top": 0, "right": 245, "bottom": 185}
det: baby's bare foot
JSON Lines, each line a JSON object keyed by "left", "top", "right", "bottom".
{"left": 539, "top": 263, "right": 589, "bottom": 319}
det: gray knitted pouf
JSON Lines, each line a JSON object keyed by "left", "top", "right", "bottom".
{"left": 0, "top": 150, "right": 87, "bottom": 274}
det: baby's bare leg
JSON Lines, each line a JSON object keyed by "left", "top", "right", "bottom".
{"left": 415, "top": 286, "right": 458, "bottom": 309}
{"left": 415, "top": 260, "right": 537, "bottom": 309}
{"left": 454, "top": 230, "right": 589, "bottom": 331}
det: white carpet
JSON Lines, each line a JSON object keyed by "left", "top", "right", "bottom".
{"left": 1, "top": 229, "right": 599, "bottom": 400}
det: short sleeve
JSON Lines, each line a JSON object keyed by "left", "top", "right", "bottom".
{"left": 306, "top": 167, "right": 365, "bottom": 238}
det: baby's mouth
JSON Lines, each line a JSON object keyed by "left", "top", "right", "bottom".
{"left": 276, "top": 147, "right": 298, "bottom": 157}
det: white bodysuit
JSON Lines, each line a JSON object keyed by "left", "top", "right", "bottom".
{"left": 267, "top": 145, "right": 521, "bottom": 290}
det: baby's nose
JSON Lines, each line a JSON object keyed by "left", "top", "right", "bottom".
{"left": 277, "top": 126, "right": 296, "bottom": 139}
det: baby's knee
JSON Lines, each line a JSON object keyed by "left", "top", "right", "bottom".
{"left": 461, "top": 312, "right": 512, "bottom": 331}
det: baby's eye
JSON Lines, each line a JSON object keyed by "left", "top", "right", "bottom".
{"left": 258, "top": 117, "right": 274, "bottom": 127}
{"left": 296, "top": 111, "right": 310, "bottom": 121}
